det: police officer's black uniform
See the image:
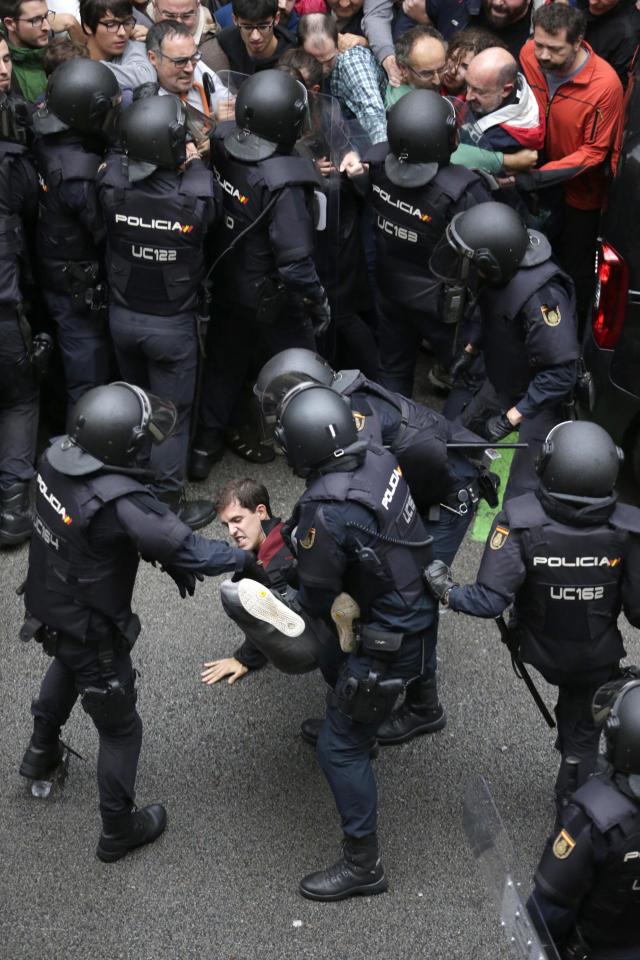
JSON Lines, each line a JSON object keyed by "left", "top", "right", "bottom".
{"left": 255, "top": 348, "right": 498, "bottom": 742}
{"left": 0, "top": 93, "right": 40, "bottom": 545}
{"left": 531, "top": 677, "right": 640, "bottom": 960}
{"left": 276, "top": 385, "right": 435, "bottom": 900}
{"left": 358, "top": 90, "right": 491, "bottom": 397}
{"left": 442, "top": 201, "right": 579, "bottom": 501}
{"left": 19, "top": 382, "right": 253, "bottom": 862}
{"left": 189, "top": 71, "right": 329, "bottom": 477}
{"left": 33, "top": 59, "right": 120, "bottom": 412}
{"left": 427, "top": 422, "right": 640, "bottom": 810}
{"left": 97, "top": 94, "right": 220, "bottom": 527}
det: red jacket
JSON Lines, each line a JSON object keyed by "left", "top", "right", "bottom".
{"left": 520, "top": 39, "right": 624, "bottom": 209}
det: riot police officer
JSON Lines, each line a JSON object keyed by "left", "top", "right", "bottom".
{"left": 189, "top": 70, "right": 330, "bottom": 480}
{"left": 33, "top": 58, "right": 118, "bottom": 412}
{"left": 98, "top": 94, "right": 220, "bottom": 530}
{"left": 18, "top": 382, "right": 258, "bottom": 862}
{"left": 275, "top": 384, "right": 435, "bottom": 900}
{"left": 433, "top": 200, "right": 579, "bottom": 500}
{"left": 425, "top": 421, "right": 640, "bottom": 811}
{"left": 256, "top": 347, "right": 501, "bottom": 744}
{"left": 345, "top": 88, "right": 492, "bottom": 397}
{"left": 0, "top": 89, "right": 40, "bottom": 546}
{"left": 531, "top": 675, "right": 640, "bottom": 960}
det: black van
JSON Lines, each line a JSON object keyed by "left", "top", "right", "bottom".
{"left": 582, "top": 52, "right": 640, "bottom": 479}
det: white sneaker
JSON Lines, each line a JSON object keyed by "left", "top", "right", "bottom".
{"left": 236, "top": 579, "right": 306, "bottom": 637}
{"left": 330, "top": 593, "right": 361, "bottom": 653}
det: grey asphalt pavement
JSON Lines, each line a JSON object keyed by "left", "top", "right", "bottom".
{"left": 1, "top": 365, "right": 638, "bottom": 960}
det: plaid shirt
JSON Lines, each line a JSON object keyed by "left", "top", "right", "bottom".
{"left": 327, "top": 46, "right": 388, "bottom": 145}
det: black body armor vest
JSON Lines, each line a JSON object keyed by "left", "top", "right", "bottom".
{"left": 0, "top": 141, "right": 28, "bottom": 307}
{"left": 574, "top": 775, "right": 640, "bottom": 950}
{"left": 99, "top": 152, "right": 214, "bottom": 315}
{"left": 211, "top": 130, "right": 319, "bottom": 309}
{"left": 34, "top": 133, "right": 102, "bottom": 286}
{"left": 295, "top": 445, "right": 431, "bottom": 617}
{"left": 504, "top": 492, "right": 639, "bottom": 673}
{"left": 479, "top": 259, "right": 574, "bottom": 400}
{"left": 25, "top": 452, "right": 146, "bottom": 645}
{"left": 368, "top": 152, "right": 483, "bottom": 308}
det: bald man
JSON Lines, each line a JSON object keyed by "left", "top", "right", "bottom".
{"left": 460, "top": 46, "right": 544, "bottom": 154}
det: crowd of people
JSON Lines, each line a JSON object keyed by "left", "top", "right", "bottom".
{"left": 2, "top": 0, "right": 640, "bottom": 955}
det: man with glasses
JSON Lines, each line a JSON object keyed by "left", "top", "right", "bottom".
{"left": 0, "top": 0, "right": 81, "bottom": 99}
{"left": 80, "top": 0, "right": 155, "bottom": 89}
{"left": 385, "top": 23, "right": 446, "bottom": 107}
{"left": 140, "top": 0, "right": 221, "bottom": 74}
{"left": 203, "top": 0, "right": 296, "bottom": 74}
{"left": 145, "top": 19, "right": 224, "bottom": 114}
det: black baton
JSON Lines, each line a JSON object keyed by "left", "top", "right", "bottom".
{"left": 496, "top": 615, "right": 556, "bottom": 728}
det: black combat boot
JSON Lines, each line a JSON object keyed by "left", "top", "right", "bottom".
{"left": 0, "top": 481, "right": 32, "bottom": 547}
{"left": 299, "top": 718, "right": 379, "bottom": 758}
{"left": 188, "top": 431, "right": 226, "bottom": 481}
{"left": 376, "top": 676, "right": 446, "bottom": 745}
{"left": 96, "top": 804, "right": 167, "bottom": 863}
{"left": 19, "top": 737, "right": 65, "bottom": 781}
{"left": 299, "top": 834, "right": 388, "bottom": 901}
{"left": 158, "top": 488, "right": 216, "bottom": 531}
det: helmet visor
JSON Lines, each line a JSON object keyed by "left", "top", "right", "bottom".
{"left": 429, "top": 223, "right": 474, "bottom": 285}
{"left": 184, "top": 100, "right": 215, "bottom": 151}
{"left": 254, "top": 372, "right": 311, "bottom": 439}
{"left": 113, "top": 382, "right": 178, "bottom": 445}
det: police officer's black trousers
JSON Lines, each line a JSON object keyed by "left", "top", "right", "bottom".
{"left": 541, "top": 664, "right": 619, "bottom": 808}
{"left": 43, "top": 290, "right": 111, "bottom": 413}
{"left": 196, "top": 299, "right": 316, "bottom": 442}
{"left": 0, "top": 312, "right": 38, "bottom": 485}
{"left": 108, "top": 305, "right": 198, "bottom": 496}
{"left": 30, "top": 634, "right": 143, "bottom": 822}
{"left": 377, "top": 292, "right": 454, "bottom": 398}
{"left": 316, "top": 632, "right": 432, "bottom": 838}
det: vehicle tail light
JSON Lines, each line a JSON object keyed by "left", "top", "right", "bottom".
{"left": 592, "top": 241, "right": 629, "bottom": 349}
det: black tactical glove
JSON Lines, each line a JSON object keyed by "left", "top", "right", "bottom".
{"left": 484, "top": 412, "right": 514, "bottom": 443}
{"left": 162, "top": 565, "right": 204, "bottom": 599}
{"left": 31, "top": 332, "right": 54, "bottom": 382}
{"left": 424, "top": 560, "right": 459, "bottom": 604}
{"left": 449, "top": 349, "right": 476, "bottom": 382}
{"left": 305, "top": 293, "right": 331, "bottom": 338}
{"left": 242, "top": 556, "right": 271, "bottom": 585}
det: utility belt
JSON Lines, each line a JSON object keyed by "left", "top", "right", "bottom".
{"left": 19, "top": 614, "right": 135, "bottom": 664}
{"left": 430, "top": 470, "right": 500, "bottom": 520}
{"left": 45, "top": 259, "right": 106, "bottom": 323}
{"left": 329, "top": 624, "right": 416, "bottom": 724}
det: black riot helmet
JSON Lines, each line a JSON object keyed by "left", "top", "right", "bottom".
{"left": 224, "top": 70, "right": 308, "bottom": 162}
{"left": 430, "top": 201, "right": 530, "bottom": 287}
{"left": 274, "top": 384, "right": 367, "bottom": 478}
{"left": 0, "top": 92, "right": 31, "bottom": 145}
{"left": 592, "top": 674, "right": 640, "bottom": 792}
{"left": 47, "top": 382, "right": 177, "bottom": 477}
{"left": 536, "top": 421, "right": 623, "bottom": 501}
{"left": 119, "top": 94, "right": 188, "bottom": 181}
{"left": 254, "top": 349, "right": 335, "bottom": 439}
{"left": 34, "top": 59, "right": 121, "bottom": 138}
{"left": 385, "top": 89, "right": 457, "bottom": 188}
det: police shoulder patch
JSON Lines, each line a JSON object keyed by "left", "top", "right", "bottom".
{"left": 552, "top": 829, "right": 576, "bottom": 860}
{"left": 352, "top": 411, "right": 366, "bottom": 432}
{"left": 490, "top": 525, "right": 510, "bottom": 550}
{"left": 541, "top": 304, "right": 561, "bottom": 327}
{"left": 299, "top": 528, "right": 316, "bottom": 550}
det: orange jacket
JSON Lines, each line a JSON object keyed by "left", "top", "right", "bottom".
{"left": 520, "top": 39, "right": 624, "bottom": 210}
